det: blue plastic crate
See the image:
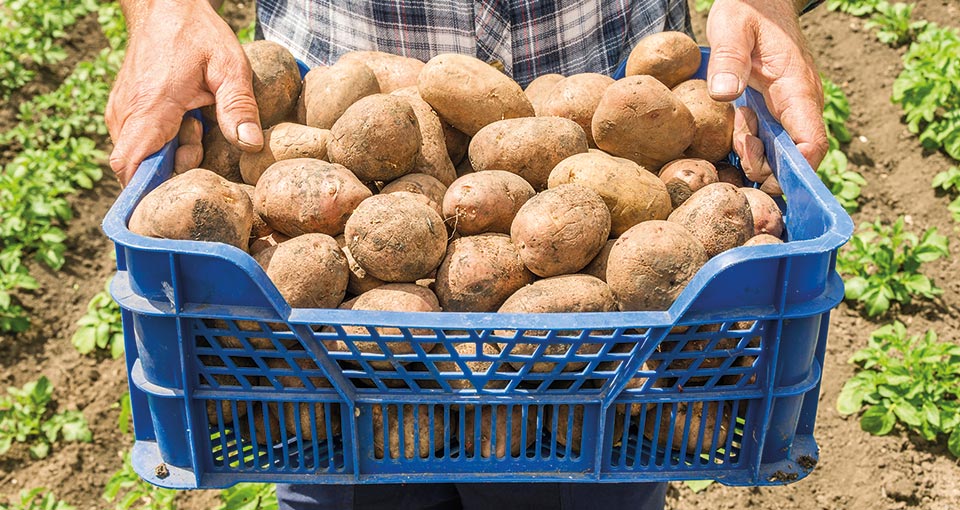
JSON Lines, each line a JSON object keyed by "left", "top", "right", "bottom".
{"left": 102, "top": 48, "right": 853, "bottom": 489}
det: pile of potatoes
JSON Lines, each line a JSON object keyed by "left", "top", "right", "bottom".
{"left": 130, "top": 32, "right": 785, "bottom": 459}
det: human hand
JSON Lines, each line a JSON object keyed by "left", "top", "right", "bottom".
{"left": 106, "top": 0, "right": 263, "bottom": 185}
{"left": 705, "top": 0, "right": 828, "bottom": 183}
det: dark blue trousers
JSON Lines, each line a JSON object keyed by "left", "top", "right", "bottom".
{"left": 276, "top": 482, "right": 667, "bottom": 510}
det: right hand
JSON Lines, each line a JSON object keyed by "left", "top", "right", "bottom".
{"left": 106, "top": 0, "right": 263, "bottom": 185}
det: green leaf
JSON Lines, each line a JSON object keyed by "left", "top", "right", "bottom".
{"left": 949, "top": 429, "right": 960, "bottom": 458}
{"left": 861, "top": 405, "right": 896, "bottom": 435}
{"left": 29, "top": 441, "right": 50, "bottom": 459}
{"left": 683, "top": 480, "right": 714, "bottom": 493}
{"left": 892, "top": 401, "right": 923, "bottom": 427}
{"left": 837, "top": 378, "right": 872, "bottom": 415}
{"left": 844, "top": 276, "right": 868, "bottom": 300}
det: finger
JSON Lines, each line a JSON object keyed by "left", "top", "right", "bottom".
{"left": 206, "top": 50, "right": 263, "bottom": 152}
{"left": 760, "top": 175, "right": 782, "bottom": 196}
{"left": 767, "top": 76, "right": 829, "bottom": 169}
{"left": 174, "top": 145, "right": 204, "bottom": 174}
{"left": 733, "top": 107, "right": 773, "bottom": 184}
{"left": 109, "top": 100, "right": 185, "bottom": 185}
{"left": 706, "top": 11, "right": 756, "bottom": 102}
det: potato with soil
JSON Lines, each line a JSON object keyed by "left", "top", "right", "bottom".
{"left": 389, "top": 87, "right": 458, "bottom": 185}
{"left": 264, "top": 357, "right": 341, "bottom": 442}
{"left": 129, "top": 168, "right": 253, "bottom": 251}
{"left": 744, "top": 233, "right": 784, "bottom": 246}
{"left": 625, "top": 31, "right": 701, "bottom": 88}
{"left": 254, "top": 234, "right": 348, "bottom": 308}
{"left": 606, "top": 220, "right": 708, "bottom": 311}
{"left": 716, "top": 162, "right": 745, "bottom": 187}
{"left": 524, "top": 73, "right": 564, "bottom": 115}
{"left": 444, "top": 123, "right": 470, "bottom": 166}
{"left": 539, "top": 73, "right": 615, "bottom": 147}
{"left": 327, "top": 94, "right": 422, "bottom": 182}
{"left": 673, "top": 79, "right": 735, "bottom": 162}
{"left": 432, "top": 342, "right": 505, "bottom": 390}
{"left": 333, "top": 284, "right": 440, "bottom": 369}
{"left": 372, "top": 404, "right": 451, "bottom": 459}
{"left": 418, "top": 53, "right": 534, "bottom": 136}
{"left": 548, "top": 151, "right": 672, "bottom": 236}
{"left": 345, "top": 194, "right": 447, "bottom": 282}
{"left": 511, "top": 184, "right": 610, "bottom": 277}
{"left": 239, "top": 123, "right": 331, "bottom": 185}
{"left": 435, "top": 234, "right": 535, "bottom": 312}
{"left": 582, "top": 239, "right": 616, "bottom": 282}
{"left": 739, "top": 187, "right": 785, "bottom": 237}
{"left": 645, "top": 401, "right": 735, "bottom": 454}
{"left": 667, "top": 183, "right": 754, "bottom": 257}
{"left": 244, "top": 40, "right": 303, "bottom": 127}
{"left": 497, "top": 275, "right": 617, "bottom": 372}
{"left": 200, "top": 126, "right": 243, "bottom": 182}
{"left": 338, "top": 51, "right": 424, "bottom": 93}
{"left": 334, "top": 234, "right": 385, "bottom": 295}
{"left": 380, "top": 173, "right": 448, "bottom": 218}
{"left": 442, "top": 171, "right": 535, "bottom": 236}
{"left": 469, "top": 117, "right": 589, "bottom": 190}
{"left": 658, "top": 158, "right": 718, "bottom": 208}
{"left": 237, "top": 183, "right": 272, "bottom": 239}
{"left": 462, "top": 405, "right": 538, "bottom": 458}
{"left": 249, "top": 231, "right": 290, "bottom": 256}
{"left": 254, "top": 158, "right": 372, "bottom": 237}
{"left": 301, "top": 61, "right": 380, "bottom": 129}
{"left": 592, "top": 75, "right": 695, "bottom": 170}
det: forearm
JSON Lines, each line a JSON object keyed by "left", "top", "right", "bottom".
{"left": 119, "top": 0, "right": 221, "bottom": 34}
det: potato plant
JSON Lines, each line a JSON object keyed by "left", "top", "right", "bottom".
{"left": 817, "top": 76, "right": 866, "bottom": 213}
{"left": 0, "top": 488, "right": 74, "bottom": 510}
{"left": 0, "top": 377, "right": 91, "bottom": 459}
{"left": 72, "top": 279, "right": 124, "bottom": 359}
{"left": 103, "top": 452, "right": 177, "bottom": 510}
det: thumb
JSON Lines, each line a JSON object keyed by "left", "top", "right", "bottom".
{"left": 207, "top": 52, "right": 263, "bottom": 152}
{"left": 706, "top": 6, "right": 756, "bottom": 102}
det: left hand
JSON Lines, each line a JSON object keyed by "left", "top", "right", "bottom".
{"left": 705, "top": 0, "right": 828, "bottom": 188}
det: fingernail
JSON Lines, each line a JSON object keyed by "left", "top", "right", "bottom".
{"left": 237, "top": 122, "right": 263, "bottom": 148}
{"left": 710, "top": 72, "right": 742, "bottom": 97}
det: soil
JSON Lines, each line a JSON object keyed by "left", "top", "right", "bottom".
{"left": 1, "top": 1, "right": 958, "bottom": 509}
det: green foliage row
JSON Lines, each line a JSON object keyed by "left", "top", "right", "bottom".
{"left": 0, "top": 488, "right": 74, "bottom": 510}
{"left": 0, "top": 376, "right": 91, "bottom": 459}
{"left": 817, "top": 76, "right": 866, "bottom": 212}
{"left": 0, "top": 0, "right": 99, "bottom": 97}
{"left": 0, "top": 3, "right": 126, "bottom": 333}
{"left": 838, "top": 322, "right": 960, "bottom": 457}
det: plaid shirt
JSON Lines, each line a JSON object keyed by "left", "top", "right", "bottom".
{"left": 256, "top": 1, "right": 691, "bottom": 87}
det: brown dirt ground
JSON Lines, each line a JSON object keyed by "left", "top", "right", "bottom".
{"left": 1, "top": 1, "right": 958, "bottom": 509}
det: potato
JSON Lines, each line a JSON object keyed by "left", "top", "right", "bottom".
{"left": 239, "top": 123, "right": 331, "bottom": 185}
{"left": 334, "top": 234, "right": 386, "bottom": 296}
{"left": 301, "top": 60, "right": 380, "bottom": 129}
{"left": 237, "top": 183, "right": 272, "bottom": 238}
{"left": 372, "top": 404, "right": 450, "bottom": 459}
{"left": 418, "top": 53, "right": 534, "bottom": 136}
{"left": 249, "top": 231, "right": 290, "bottom": 256}
{"left": 744, "top": 233, "right": 784, "bottom": 246}
{"left": 327, "top": 94, "right": 422, "bottom": 182}
{"left": 549, "top": 404, "right": 621, "bottom": 452}
{"left": 739, "top": 187, "right": 785, "bottom": 237}
{"left": 539, "top": 73, "right": 615, "bottom": 147}
{"left": 337, "top": 284, "right": 440, "bottom": 369}
{"left": 497, "top": 275, "right": 616, "bottom": 372}
{"left": 606, "top": 220, "right": 708, "bottom": 311}
{"left": 435, "top": 234, "right": 535, "bottom": 312}
{"left": 455, "top": 155, "right": 474, "bottom": 178}
{"left": 442, "top": 171, "right": 535, "bottom": 236}
{"left": 432, "top": 341, "right": 505, "bottom": 390}
{"left": 381, "top": 173, "right": 448, "bottom": 218}
{"left": 390, "top": 87, "right": 457, "bottom": 185}
{"left": 716, "top": 162, "right": 745, "bottom": 187}
{"left": 244, "top": 40, "right": 303, "bottom": 128}
{"left": 592, "top": 75, "right": 695, "bottom": 170}
{"left": 645, "top": 401, "right": 735, "bottom": 455}
{"left": 511, "top": 184, "right": 611, "bottom": 277}
{"left": 625, "top": 31, "right": 701, "bottom": 88}
{"left": 129, "top": 168, "right": 253, "bottom": 251}
{"left": 667, "top": 183, "right": 754, "bottom": 257}
{"left": 264, "top": 357, "right": 341, "bottom": 442}
{"left": 254, "top": 234, "right": 348, "bottom": 308}
{"left": 338, "top": 51, "right": 424, "bottom": 93}
{"left": 469, "top": 117, "right": 589, "bottom": 190}
{"left": 254, "top": 158, "right": 372, "bottom": 237}
{"left": 345, "top": 194, "right": 447, "bottom": 282}
{"left": 200, "top": 126, "right": 243, "bottom": 182}
{"left": 673, "top": 79, "right": 735, "bottom": 162}
{"left": 443, "top": 123, "right": 470, "bottom": 166}
{"left": 462, "top": 405, "right": 537, "bottom": 458}
{"left": 582, "top": 239, "right": 616, "bottom": 282}
{"left": 547, "top": 151, "right": 672, "bottom": 236}
{"left": 524, "top": 73, "right": 564, "bottom": 115}
{"left": 658, "top": 158, "right": 718, "bottom": 208}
